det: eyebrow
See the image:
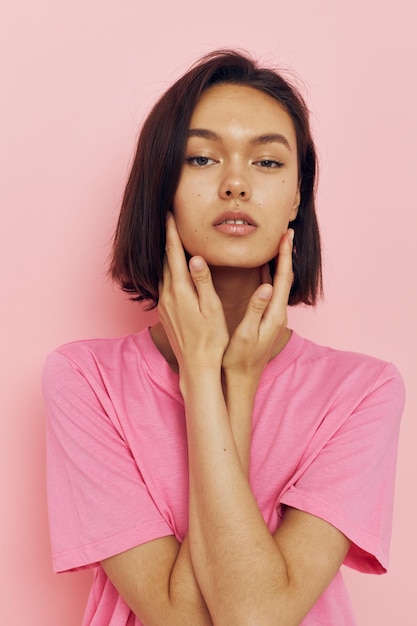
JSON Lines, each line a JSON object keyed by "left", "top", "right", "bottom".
{"left": 250, "top": 133, "right": 292, "bottom": 151}
{"left": 187, "top": 128, "right": 292, "bottom": 151}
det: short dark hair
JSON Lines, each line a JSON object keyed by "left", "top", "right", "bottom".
{"left": 110, "top": 49, "right": 322, "bottom": 308}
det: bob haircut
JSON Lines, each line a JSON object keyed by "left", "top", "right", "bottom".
{"left": 110, "top": 49, "right": 322, "bottom": 308}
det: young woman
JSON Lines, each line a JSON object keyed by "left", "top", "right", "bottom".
{"left": 43, "top": 50, "right": 404, "bottom": 625}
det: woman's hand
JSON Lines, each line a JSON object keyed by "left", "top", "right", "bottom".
{"left": 158, "top": 213, "right": 229, "bottom": 376}
{"left": 220, "top": 229, "right": 294, "bottom": 472}
{"left": 222, "top": 229, "right": 294, "bottom": 385}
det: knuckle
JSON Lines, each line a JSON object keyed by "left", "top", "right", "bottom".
{"left": 252, "top": 300, "right": 267, "bottom": 315}
{"left": 193, "top": 272, "right": 211, "bottom": 286}
{"left": 235, "top": 326, "right": 254, "bottom": 344}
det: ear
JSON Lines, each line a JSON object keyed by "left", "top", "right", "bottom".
{"left": 289, "top": 186, "right": 301, "bottom": 221}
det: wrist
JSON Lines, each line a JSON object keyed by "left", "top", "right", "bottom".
{"left": 222, "top": 367, "right": 260, "bottom": 395}
{"left": 179, "top": 363, "right": 223, "bottom": 396}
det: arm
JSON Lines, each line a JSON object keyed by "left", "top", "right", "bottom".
{"left": 101, "top": 535, "right": 212, "bottom": 626}
{"left": 100, "top": 215, "right": 223, "bottom": 625}
{"left": 221, "top": 263, "right": 280, "bottom": 474}
{"left": 102, "top": 216, "right": 349, "bottom": 626}
{"left": 183, "top": 370, "right": 349, "bottom": 626}
{"left": 160, "top": 216, "right": 350, "bottom": 625}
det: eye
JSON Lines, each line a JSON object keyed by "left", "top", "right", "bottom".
{"left": 186, "top": 156, "right": 216, "bottom": 167}
{"left": 254, "top": 159, "right": 284, "bottom": 169}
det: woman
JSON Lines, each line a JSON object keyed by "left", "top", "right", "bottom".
{"left": 43, "top": 50, "right": 404, "bottom": 625}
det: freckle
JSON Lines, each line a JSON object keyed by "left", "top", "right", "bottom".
{"left": 223, "top": 448, "right": 227, "bottom": 452}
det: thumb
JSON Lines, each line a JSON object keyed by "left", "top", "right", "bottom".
{"left": 250, "top": 283, "right": 273, "bottom": 315}
{"left": 237, "top": 283, "right": 273, "bottom": 338}
{"left": 189, "top": 256, "right": 218, "bottom": 309}
{"left": 189, "top": 256, "right": 210, "bottom": 284}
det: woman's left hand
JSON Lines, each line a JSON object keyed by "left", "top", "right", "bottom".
{"left": 222, "top": 229, "right": 294, "bottom": 386}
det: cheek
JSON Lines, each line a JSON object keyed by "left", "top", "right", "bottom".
{"left": 173, "top": 182, "right": 203, "bottom": 216}
{"left": 171, "top": 192, "right": 201, "bottom": 253}
{"left": 172, "top": 183, "right": 185, "bottom": 214}
{"left": 275, "top": 181, "right": 300, "bottom": 217}
{"left": 261, "top": 173, "right": 297, "bottom": 198}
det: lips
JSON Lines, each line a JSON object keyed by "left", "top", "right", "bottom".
{"left": 213, "top": 211, "right": 258, "bottom": 236}
{"left": 213, "top": 212, "right": 258, "bottom": 227}
{"left": 219, "top": 218, "right": 251, "bottom": 225}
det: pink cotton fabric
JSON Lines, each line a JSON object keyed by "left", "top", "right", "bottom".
{"left": 43, "top": 329, "right": 404, "bottom": 625}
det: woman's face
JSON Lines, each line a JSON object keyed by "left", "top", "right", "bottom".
{"left": 173, "top": 83, "right": 300, "bottom": 269}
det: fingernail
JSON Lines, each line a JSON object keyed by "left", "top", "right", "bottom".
{"left": 259, "top": 284, "right": 273, "bottom": 300}
{"left": 287, "top": 229, "right": 294, "bottom": 247}
{"left": 190, "top": 257, "right": 205, "bottom": 271}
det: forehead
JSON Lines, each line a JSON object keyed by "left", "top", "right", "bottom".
{"left": 189, "top": 83, "right": 297, "bottom": 144}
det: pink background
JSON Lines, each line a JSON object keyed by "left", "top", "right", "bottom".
{"left": 1, "top": 1, "right": 415, "bottom": 624}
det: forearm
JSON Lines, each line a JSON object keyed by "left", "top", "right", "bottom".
{"left": 156, "top": 222, "right": 345, "bottom": 623}
{"left": 222, "top": 369, "right": 259, "bottom": 475}
{"left": 102, "top": 534, "right": 212, "bottom": 626}
{"left": 168, "top": 535, "right": 213, "bottom": 625}
{"left": 182, "top": 368, "right": 290, "bottom": 625}
{"left": 164, "top": 372, "right": 257, "bottom": 625}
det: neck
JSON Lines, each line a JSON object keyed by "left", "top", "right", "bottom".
{"left": 209, "top": 265, "right": 264, "bottom": 335}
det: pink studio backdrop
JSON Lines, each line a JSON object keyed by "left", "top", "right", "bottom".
{"left": 1, "top": 1, "right": 415, "bottom": 624}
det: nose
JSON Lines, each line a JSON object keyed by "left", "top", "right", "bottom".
{"left": 219, "top": 166, "right": 252, "bottom": 201}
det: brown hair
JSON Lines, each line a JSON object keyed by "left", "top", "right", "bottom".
{"left": 110, "top": 49, "right": 322, "bottom": 308}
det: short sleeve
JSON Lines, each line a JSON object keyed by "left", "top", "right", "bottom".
{"left": 280, "top": 362, "right": 405, "bottom": 574}
{"left": 42, "top": 350, "right": 173, "bottom": 573}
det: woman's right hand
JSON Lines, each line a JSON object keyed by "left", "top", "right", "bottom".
{"left": 157, "top": 213, "right": 229, "bottom": 377}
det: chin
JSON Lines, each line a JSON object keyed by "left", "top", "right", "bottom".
{"left": 208, "top": 258, "right": 272, "bottom": 271}
{"left": 182, "top": 243, "right": 274, "bottom": 269}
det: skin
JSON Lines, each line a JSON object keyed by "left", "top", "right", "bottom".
{"left": 101, "top": 84, "right": 350, "bottom": 625}
{"left": 171, "top": 83, "right": 300, "bottom": 340}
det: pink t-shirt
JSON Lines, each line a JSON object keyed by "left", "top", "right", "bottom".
{"left": 43, "top": 328, "right": 404, "bottom": 625}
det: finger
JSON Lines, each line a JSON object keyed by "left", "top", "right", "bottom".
{"left": 164, "top": 213, "right": 191, "bottom": 283}
{"left": 235, "top": 283, "right": 273, "bottom": 339}
{"left": 256, "top": 229, "right": 293, "bottom": 331}
{"left": 159, "top": 253, "right": 171, "bottom": 295}
{"left": 268, "top": 229, "right": 294, "bottom": 309}
{"left": 188, "top": 256, "right": 221, "bottom": 312}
